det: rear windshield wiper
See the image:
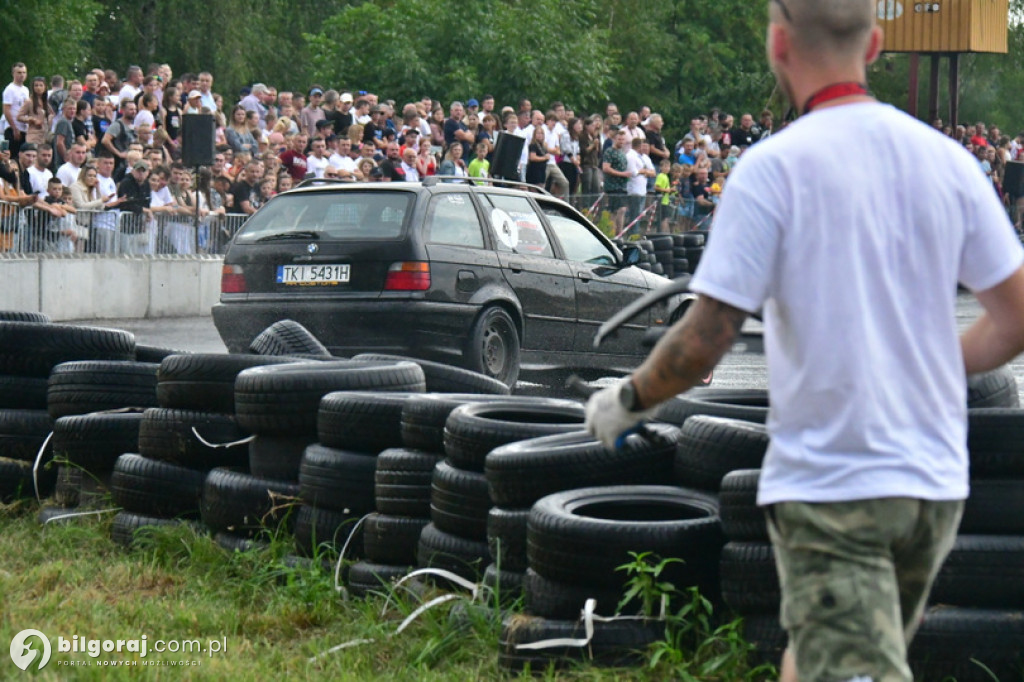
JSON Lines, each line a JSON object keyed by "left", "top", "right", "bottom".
{"left": 255, "top": 230, "right": 321, "bottom": 242}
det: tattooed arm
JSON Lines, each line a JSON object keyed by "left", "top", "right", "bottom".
{"left": 630, "top": 295, "right": 748, "bottom": 409}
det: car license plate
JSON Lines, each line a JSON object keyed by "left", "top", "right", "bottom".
{"left": 276, "top": 264, "right": 350, "bottom": 285}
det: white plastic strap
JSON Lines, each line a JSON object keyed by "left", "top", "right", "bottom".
{"left": 381, "top": 567, "right": 479, "bottom": 617}
{"left": 334, "top": 513, "right": 372, "bottom": 594}
{"left": 190, "top": 428, "right": 256, "bottom": 449}
{"left": 32, "top": 431, "right": 54, "bottom": 502}
{"left": 41, "top": 507, "right": 120, "bottom": 524}
{"left": 306, "top": 638, "right": 376, "bottom": 663}
{"left": 514, "top": 594, "right": 668, "bottom": 652}
{"left": 395, "top": 593, "right": 462, "bottom": 635}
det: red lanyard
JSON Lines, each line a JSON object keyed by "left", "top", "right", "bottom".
{"left": 802, "top": 82, "right": 869, "bottom": 115}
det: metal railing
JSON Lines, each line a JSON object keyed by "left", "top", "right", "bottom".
{"left": 0, "top": 201, "right": 250, "bottom": 255}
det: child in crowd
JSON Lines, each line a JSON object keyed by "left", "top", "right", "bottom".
{"left": 34, "top": 178, "right": 79, "bottom": 252}
{"left": 468, "top": 141, "right": 490, "bottom": 179}
{"left": 654, "top": 159, "right": 674, "bottom": 232}
{"left": 672, "top": 163, "right": 694, "bottom": 227}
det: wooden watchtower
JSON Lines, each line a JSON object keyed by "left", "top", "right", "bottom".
{"left": 876, "top": 0, "right": 1009, "bottom": 125}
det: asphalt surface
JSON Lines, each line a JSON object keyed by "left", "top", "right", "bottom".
{"left": 67, "top": 290, "right": 1024, "bottom": 402}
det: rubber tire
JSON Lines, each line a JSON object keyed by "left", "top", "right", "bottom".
{"left": 909, "top": 607, "right": 1024, "bottom": 682}
{"left": 401, "top": 394, "right": 578, "bottom": 453}
{"left": 293, "top": 504, "right": 363, "bottom": 558}
{"left": 234, "top": 360, "right": 425, "bottom": 436}
{"left": 317, "top": 391, "right": 417, "bottom": 454}
{"left": 967, "top": 408, "right": 1024, "bottom": 477}
{"left": 353, "top": 353, "right": 510, "bottom": 395}
{"left": 487, "top": 507, "right": 530, "bottom": 572}
{"left": 430, "top": 459, "right": 491, "bottom": 540}
{"left": 134, "top": 345, "right": 185, "bottom": 364}
{"left": 374, "top": 448, "right": 442, "bottom": 517}
{"left": 0, "top": 321, "right": 135, "bottom": 377}
{"left": 110, "top": 453, "right": 206, "bottom": 518}
{"left": 363, "top": 513, "right": 430, "bottom": 565}
{"left": 137, "top": 408, "right": 249, "bottom": 471}
{"left": 53, "top": 412, "right": 144, "bottom": 473}
{"left": 248, "top": 435, "right": 316, "bottom": 481}
{"left": 0, "top": 311, "right": 50, "bottom": 323}
{"left": 156, "top": 353, "right": 299, "bottom": 413}
{"left": 498, "top": 613, "right": 663, "bottom": 672}
{"left": 249, "top": 319, "right": 332, "bottom": 358}
{"left": 0, "top": 408, "right": 55, "bottom": 461}
{"left": 443, "top": 401, "right": 586, "bottom": 472}
{"left": 298, "top": 443, "right": 377, "bottom": 513}
{"left": 0, "top": 455, "right": 55, "bottom": 501}
{"left": 347, "top": 561, "right": 415, "bottom": 599}
{"left": 200, "top": 468, "right": 301, "bottom": 537}
{"left": 52, "top": 467, "right": 111, "bottom": 509}
{"left": 214, "top": 532, "right": 268, "bottom": 554}
{"left": 674, "top": 416, "right": 769, "bottom": 491}
{"left": 960, "top": 479, "right": 1024, "bottom": 534}
{"left": 720, "top": 541, "right": 779, "bottom": 614}
{"left": 485, "top": 424, "right": 681, "bottom": 508}
{"left": 930, "top": 535, "right": 1024, "bottom": 608}
{"left": 523, "top": 567, "right": 640, "bottom": 620}
{"left": 110, "top": 511, "right": 197, "bottom": 548}
{"left": 967, "top": 366, "right": 1019, "bottom": 408}
{"left": 720, "top": 469, "right": 767, "bottom": 541}
{"left": 656, "top": 387, "right": 769, "bottom": 426}
{"left": 463, "top": 307, "right": 521, "bottom": 388}
{"left": 743, "top": 614, "right": 787, "bottom": 670}
{"left": 482, "top": 563, "right": 525, "bottom": 605}
{"left": 46, "top": 360, "right": 159, "bottom": 418}
{"left": 0, "top": 375, "right": 49, "bottom": 409}
{"left": 416, "top": 521, "right": 490, "bottom": 581}
{"left": 526, "top": 485, "right": 724, "bottom": 591}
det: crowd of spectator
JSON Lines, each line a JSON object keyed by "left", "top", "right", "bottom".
{"left": 1, "top": 59, "right": 1018, "bottom": 253}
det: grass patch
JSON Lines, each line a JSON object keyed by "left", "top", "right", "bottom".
{"left": 0, "top": 501, "right": 770, "bottom": 680}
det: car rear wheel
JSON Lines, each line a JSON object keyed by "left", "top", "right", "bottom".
{"left": 466, "top": 308, "right": 520, "bottom": 388}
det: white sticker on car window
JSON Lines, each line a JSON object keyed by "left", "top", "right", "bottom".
{"left": 490, "top": 208, "right": 518, "bottom": 250}
{"left": 447, "top": 194, "right": 465, "bottom": 205}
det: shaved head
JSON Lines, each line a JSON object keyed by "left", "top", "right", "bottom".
{"left": 772, "top": 0, "right": 876, "bottom": 57}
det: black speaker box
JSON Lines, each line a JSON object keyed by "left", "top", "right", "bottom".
{"left": 1004, "top": 161, "right": 1024, "bottom": 199}
{"left": 491, "top": 132, "right": 525, "bottom": 180}
{"left": 180, "top": 114, "right": 216, "bottom": 167}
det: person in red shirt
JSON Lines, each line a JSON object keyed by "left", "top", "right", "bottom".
{"left": 278, "top": 133, "right": 309, "bottom": 182}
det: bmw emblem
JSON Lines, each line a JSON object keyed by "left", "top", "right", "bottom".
{"left": 307, "top": 243, "right": 319, "bottom": 254}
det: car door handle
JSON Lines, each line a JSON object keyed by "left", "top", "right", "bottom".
{"left": 508, "top": 261, "right": 524, "bottom": 273}
{"left": 577, "top": 272, "right": 592, "bottom": 283}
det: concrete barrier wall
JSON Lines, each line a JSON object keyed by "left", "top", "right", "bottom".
{"left": 0, "top": 255, "right": 223, "bottom": 321}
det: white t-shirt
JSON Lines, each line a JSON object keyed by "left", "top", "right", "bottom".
{"left": 3, "top": 82, "right": 29, "bottom": 132}
{"left": 94, "top": 174, "right": 119, "bottom": 231}
{"left": 27, "top": 166, "right": 52, "bottom": 199}
{"left": 542, "top": 125, "right": 561, "bottom": 166}
{"left": 690, "top": 102, "right": 1024, "bottom": 506}
{"left": 133, "top": 109, "right": 155, "bottom": 132}
{"left": 328, "top": 153, "right": 359, "bottom": 176}
{"left": 625, "top": 150, "right": 646, "bottom": 196}
{"left": 305, "top": 154, "right": 330, "bottom": 179}
{"left": 118, "top": 84, "right": 140, "bottom": 104}
{"left": 56, "top": 162, "right": 81, "bottom": 188}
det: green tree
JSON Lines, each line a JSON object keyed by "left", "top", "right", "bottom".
{"left": 0, "top": 0, "right": 102, "bottom": 77}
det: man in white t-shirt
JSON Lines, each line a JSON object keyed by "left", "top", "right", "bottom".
{"left": 118, "top": 66, "right": 143, "bottom": 104}
{"left": 56, "top": 143, "right": 88, "bottom": 188}
{"left": 624, "top": 137, "right": 647, "bottom": 228}
{"left": 305, "top": 138, "right": 330, "bottom": 179}
{"left": 92, "top": 155, "right": 122, "bottom": 253}
{"left": 327, "top": 138, "right": 360, "bottom": 180}
{"left": 586, "top": 1, "right": 1024, "bottom": 681}
{"left": 27, "top": 144, "right": 54, "bottom": 199}
{"left": 2, "top": 62, "right": 29, "bottom": 156}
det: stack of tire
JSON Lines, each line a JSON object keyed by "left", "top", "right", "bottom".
{"left": 0, "top": 317, "right": 137, "bottom": 505}
{"left": 110, "top": 353, "right": 287, "bottom": 547}
{"left": 485, "top": 422, "right": 682, "bottom": 609}
{"left": 499, "top": 484, "right": 724, "bottom": 672}
{"left": 45, "top": 358, "right": 161, "bottom": 525}
{"left": 217, "top": 359, "right": 426, "bottom": 560}
{"left": 347, "top": 392, "right": 520, "bottom": 597}
{"left": 420, "top": 401, "right": 587, "bottom": 593}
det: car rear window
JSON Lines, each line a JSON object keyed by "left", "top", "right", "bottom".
{"left": 234, "top": 191, "right": 413, "bottom": 243}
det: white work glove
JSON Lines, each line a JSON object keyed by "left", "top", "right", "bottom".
{"left": 584, "top": 377, "right": 659, "bottom": 451}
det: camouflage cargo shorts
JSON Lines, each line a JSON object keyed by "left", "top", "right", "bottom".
{"left": 766, "top": 498, "right": 963, "bottom": 682}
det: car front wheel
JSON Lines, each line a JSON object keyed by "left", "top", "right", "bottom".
{"left": 466, "top": 307, "right": 520, "bottom": 388}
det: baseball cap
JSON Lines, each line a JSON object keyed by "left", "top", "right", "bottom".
{"left": 467, "top": 98, "right": 479, "bottom": 107}
{"left": 309, "top": 87, "right": 324, "bottom": 97}
{"left": 20, "top": 143, "right": 37, "bottom": 153}
{"left": 188, "top": 90, "right": 202, "bottom": 100}
{"left": 132, "top": 161, "right": 149, "bottom": 171}
{"left": 316, "top": 119, "right": 333, "bottom": 129}
{"left": 340, "top": 92, "right": 353, "bottom": 103}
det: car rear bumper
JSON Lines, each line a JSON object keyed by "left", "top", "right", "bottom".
{"left": 212, "top": 298, "right": 480, "bottom": 360}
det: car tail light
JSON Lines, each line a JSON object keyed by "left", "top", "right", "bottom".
{"left": 384, "top": 261, "right": 430, "bottom": 291}
{"left": 221, "top": 265, "right": 247, "bottom": 293}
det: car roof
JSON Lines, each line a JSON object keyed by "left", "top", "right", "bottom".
{"left": 286, "top": 176, "right": 559, "bottom": 202}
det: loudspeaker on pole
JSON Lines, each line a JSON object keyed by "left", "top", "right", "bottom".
{"left": 180, "top": 114, "right": 216, "bottom": 167}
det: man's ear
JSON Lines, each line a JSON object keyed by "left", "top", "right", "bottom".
{"left": 767, "top": 22, "right": 789, "bottom": 69}
{"left": 864, "top": 25, "right": 884, "bottom": 65}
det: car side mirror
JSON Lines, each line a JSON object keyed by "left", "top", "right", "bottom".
{"left": 621, "top": 244, "right": 642, "bottom": 266}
